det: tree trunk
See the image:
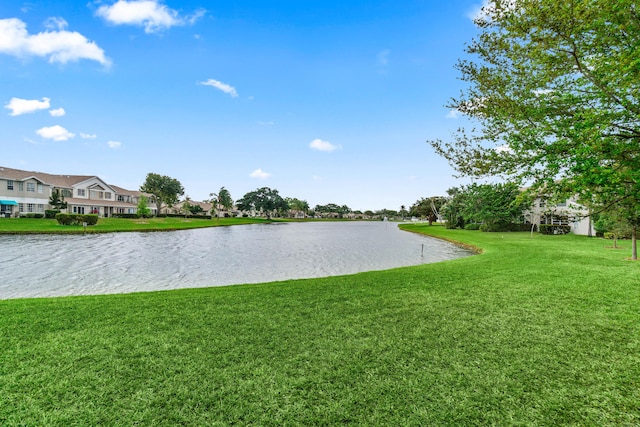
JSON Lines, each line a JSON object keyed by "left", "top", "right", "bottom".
{"left": 633, "top": 226, "right": 637, "bottom": 260}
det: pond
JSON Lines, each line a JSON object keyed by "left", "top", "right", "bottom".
{"left": 0, "top": 221, "right": 471, "bottom": 299}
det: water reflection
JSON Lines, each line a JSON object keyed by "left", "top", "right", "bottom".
{"left": 0, "top": 222, "right": 470, "bottom": 299}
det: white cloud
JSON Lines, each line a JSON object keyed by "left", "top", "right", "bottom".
{"left": 446, "top": 109, "right": 461, "bottom": 119}
{"left": 44, "top": 17, "right": 68, "bottom": 31}
{"left": 250, "top": 168, "right": 271, "bottom": 179}
{"left": 36, "top": 125, "right": 75, "bottom": 141}
{"left": 5, "top": 97, "right": 50, "bottom": 116}
{"left": 309, "top": 138, "right": 341, "bottom": 152}
{"left": 96, "top": 0, "right": 205, "bottom": 34}
{"left": 0, "top": 18, "right": 110, "bottom": 66}
{"left": 80, "top": 132, "right": 97, "bottom": 139}
{"left": 199, "top": 79, "right": 238, "bottom": 97}
{"left": 107, "top": 140, "right": 122, "bottom": 149}
{"left": 49, "top": 107, "right": 65, "bottom": 117}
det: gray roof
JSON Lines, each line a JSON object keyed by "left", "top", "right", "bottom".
{"left": 0, "top": 166, "right": 138, "bottom": 194}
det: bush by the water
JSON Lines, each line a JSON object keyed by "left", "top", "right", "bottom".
{"left": 55, "top": 214, "right": 99, "bottom": 226}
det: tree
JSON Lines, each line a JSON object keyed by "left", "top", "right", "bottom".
{"left": 429, "top": 0, "right": 640, "bottom": 257}
{"left": 188, "top": 204, "right": 204, "bottom": 215}
{"left": 140, "top": 173, "right": 184, "bottom": 216}
{"left": 409, "top": 196, "right": 448, "bottom": 224}
{"left": 217, "top": 187, "right": 233, "bottom": 216}
{"left": 181, "top": 199, "right": 192, "bottom": 217}
{"left": 136, "top": 195, "right": 151, "bottom": 218}
{"left": 48, "top": 189, "right": 68, "bottom": 210}
{"left": 440, "top": 183, "right": 525, "bottom": 230}
{"left": 313, "top": 203, "right": 352, "bottom": 218}
{"left": 285, "top": 197, "right": 310, "bottom": 217}
{"left": 595, "top": 208, "right": 633, "bottom": 249}
{"left": 236, "top": 187, "right": 287, "bottom": 219}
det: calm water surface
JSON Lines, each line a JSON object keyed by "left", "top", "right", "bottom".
{"left": 0, "top": 222, "right": 470, "bottom": 299}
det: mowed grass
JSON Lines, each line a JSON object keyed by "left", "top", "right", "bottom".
{"left": 0, "top": 216, "right": 272, "bottom": 234}
{"left": 1, "top": 225, "right": 639, "bottom": 425}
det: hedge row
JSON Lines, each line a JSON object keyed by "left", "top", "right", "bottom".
{"left": 450, "top": 222, "right": 534, "bottom": 232}
{"left": 111, "top": 213, "right": 153, "bottom": 219}
{"left": 55, "top": 214, "right": 99, "bottom": 226}
{"left": 156, "top": 213, "right": 213, "bottom": 220}
{"left": 539, "top": 224, "right": 571, "bottom": 235}
{"left": 20, "top": 213, "right": 45, "bottom": 219}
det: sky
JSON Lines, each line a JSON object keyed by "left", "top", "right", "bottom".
{"left": 1, "top": 0, "right": 486, "bottom": 212}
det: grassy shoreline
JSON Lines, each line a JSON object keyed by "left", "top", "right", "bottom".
{"left": 0, "top": 216, "right": 277, "bottom": 234}
{"left": 1, "top": 225, "right": 639, "bottom": 425}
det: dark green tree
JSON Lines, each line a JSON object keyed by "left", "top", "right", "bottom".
{"left": 441, "top": 183, "right": 525, "bottom": 231}
{"left": 136, "top": 194, "right": 151, "bottom": 218}
{"left": 48, "top": 189, "right": 68, "bottom": 210}
{"left": 430, "top": 0, "right": 640, "bottom": 257}
{"left": 140, "top": 173, "right": 184, "bottom": 216}
{"left": 236, "top": 187, "right": 287, "bottom": 219}
{"left": 285, "top": 197, "right": 310, "bottom": 217}
{"left": 409, "top": 196, "right": 448, "bottom": 224}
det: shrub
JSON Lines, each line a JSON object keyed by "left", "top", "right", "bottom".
{"left": 45, "top": 210, "right": 60, "bottom": 219}
{"left": 539, "top": 224, "right": 571, "bottom": 235}
{"left": 464, "top": 223, "right": 481, "bottom": 230}
{"left": 113, "top": 213, "right": 140, "bottom": 219}
{"left": 480, "top": 221, "right": 510, "bottom": 232}
{"left": 155, "top": 213, "right": 212, "bottom": 219}
{"left": 55, "top": 214, "right": 99, "bottom": 226}
{"left": 22, "top": 213, "right": 45, "bottom": 219}
{"left": 604, "top": 231, "right": 631, "bottom": 240}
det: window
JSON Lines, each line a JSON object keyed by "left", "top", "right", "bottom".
{"left": 7, "top": 180, "right": 13, "bottom": 191}
{"left": 26, "top": 182, "right": 35, "bottom": 192}
{"left": 105, "top": 192, "right": 112, "bottom": 200}
{"left": 18, "top": 182, "right": 23, "bottom": 191}
{"left": 37, "top": 204, "right": 44, "bottom": 212}
{"left": 18, "top": 203, "right": 24, "bottom": 212}
{"left": 38, "top": 184, "right": 44, "bottom": 194}
{"left": 73, "top": 206, "right": 85, "bottom": 214}
{"left": 61, "top": 189, "right": 72, "bottom": 198}
{"left": 90, "top": 190, "right": 104, "bottom": 199}
{"left": 117, "top": 195, "right": 125, "bottom": 202}
{"left": 77, "top": 189, "right": 86, "bottom": 197}
{"left": 27, "top": 203, "right": 34, "bottom": 212}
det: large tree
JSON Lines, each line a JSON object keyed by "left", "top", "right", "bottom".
{"left": 210, "top": 187, "right": 234, "bottom": 218}
{"left": 236, "top": 187, "right": 287, "bottom": 219}
{"left": 139, "top": 173, "right": 184, "bottom": 216}
{"left": 285, "top": 197, "right": 310, "bottom": 217}
{"left": 430, "top": 0, "right": 640, "bottom": 257}
{"left": 409, "top": 196, "right": 448, "bottom": 224}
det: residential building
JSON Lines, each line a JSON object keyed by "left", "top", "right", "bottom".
{"left": 0, "top": 166, "right": 155, "bottom": 217}
{"left": 524, "top": 196, "right": 595, "bottom": 236}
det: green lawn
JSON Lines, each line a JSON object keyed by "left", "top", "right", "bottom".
{"left": 1, "top": 225, "right": 639, "bottom": 425}
{"left": 0, "top": 216, "right": 273, "bottom": 234}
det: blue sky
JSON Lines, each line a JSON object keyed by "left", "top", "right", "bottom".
{"left": 1, "top": 0, "right": 484, "bottom": 211}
